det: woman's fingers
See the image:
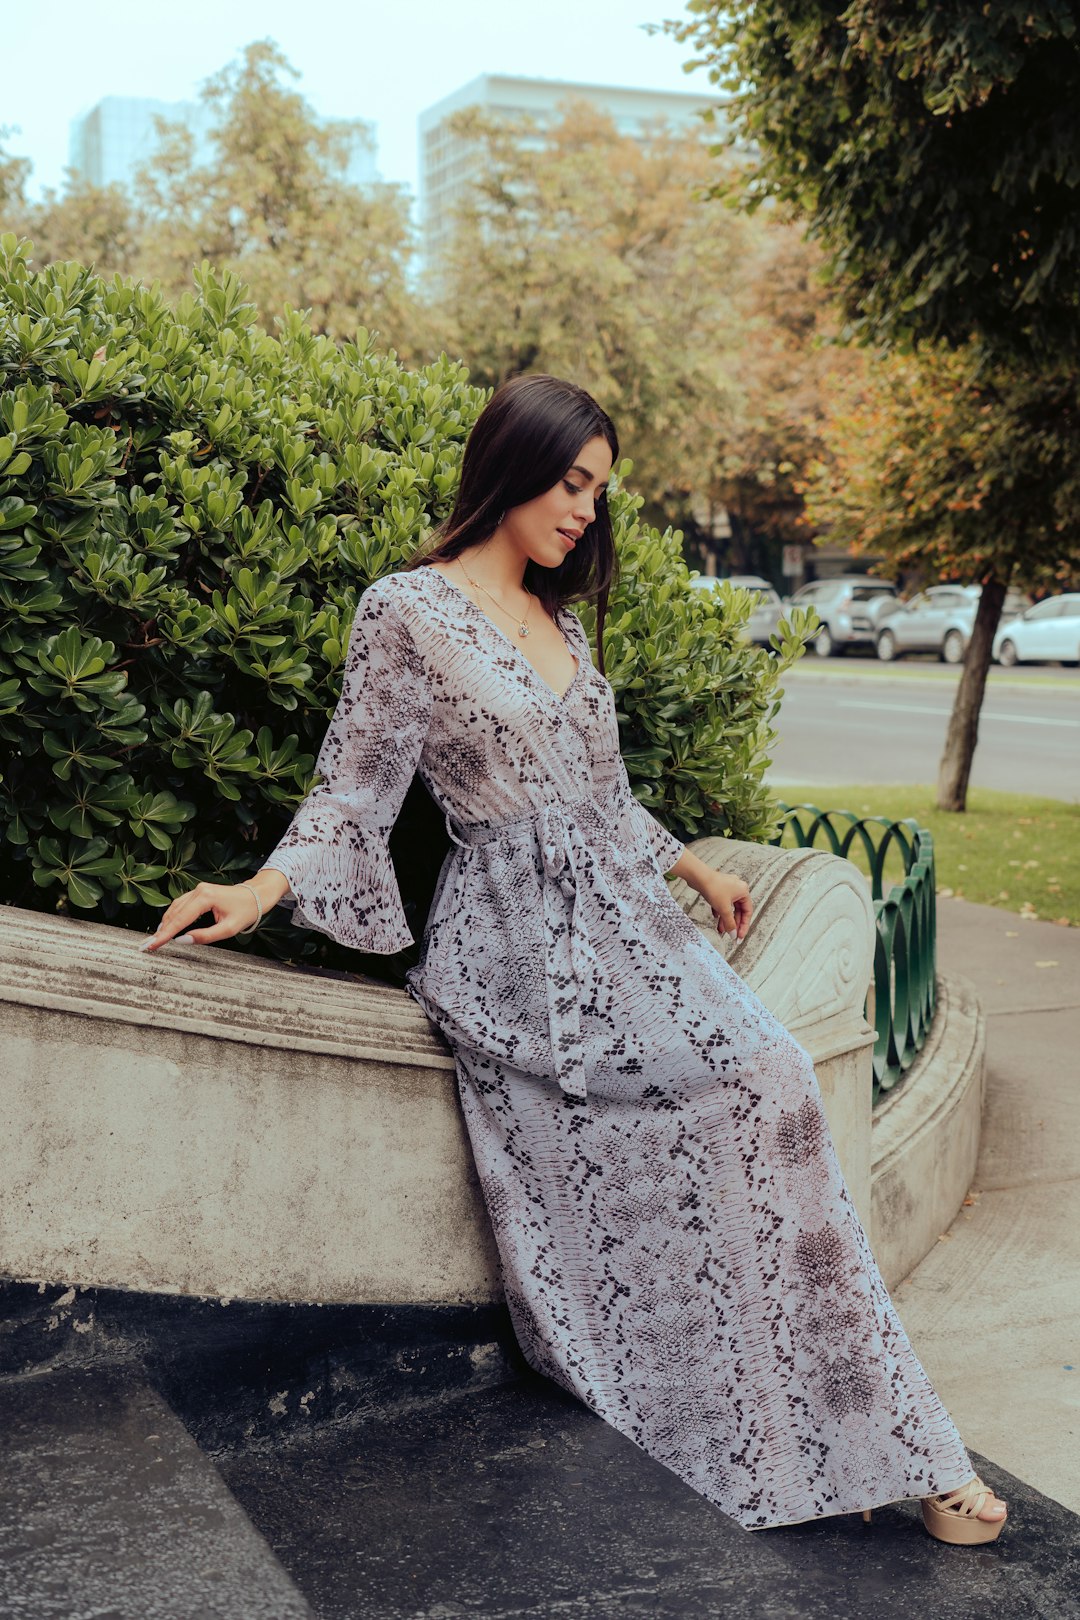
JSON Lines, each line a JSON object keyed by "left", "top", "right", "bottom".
{"left": 714, "top": 902, "right": 737, "bottom": 935}
{"left": 142, "top": 889, "right": 213, "bottom": 951}
{"left": 141, "top": 880, "right": 261, "bottom": 952}
{"left": 183, "top": 917, "right": 242, "bottom": 945}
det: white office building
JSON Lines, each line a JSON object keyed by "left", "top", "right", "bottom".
{"left": 418, "top": 73, "right": 724, "bottom": 266}
{"left": 69, "top": 96, "right": 379, "bottom": 192}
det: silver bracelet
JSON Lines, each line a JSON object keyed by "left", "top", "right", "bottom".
{"left": 237, "top": 882, "right": 263, "bottom": 936}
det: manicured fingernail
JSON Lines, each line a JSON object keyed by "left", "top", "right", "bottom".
{"left": 175, "top": 933, "right": 196, "bottom": 944}
{"left": 140, "top": 938, "right": 156, "bottom": 952}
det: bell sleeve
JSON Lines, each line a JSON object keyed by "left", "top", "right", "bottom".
{"left": 262, "top": 579, "right": 432, "bottom": 952}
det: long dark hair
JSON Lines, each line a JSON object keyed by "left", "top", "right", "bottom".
{"left": 403, "top": 373, "right": 620, "bottom": 675}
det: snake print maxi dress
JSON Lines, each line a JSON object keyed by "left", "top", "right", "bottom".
{"left": 264, "top": 562, "right": 976, "bottom": 1531}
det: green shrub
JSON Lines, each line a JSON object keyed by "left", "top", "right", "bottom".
{"left": 0, "top": 236, "right": 814, "bottom": 974}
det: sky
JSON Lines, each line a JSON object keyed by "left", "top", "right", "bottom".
{"left": 4, "top": 0, "right": 710, "bottom": 205}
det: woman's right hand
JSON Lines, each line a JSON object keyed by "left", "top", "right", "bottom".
{"left": 141, "top": 869, "right": 291, "bottom": 953}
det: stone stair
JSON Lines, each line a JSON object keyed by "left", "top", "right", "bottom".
{"left": 2, "top": 1280, "right": 1077, "bottom": 1619}
{"left": 215, "top": 1377, "right": 1079, "bottom": 1620}
{"left": 0, "top": 1366, "right": 313, "bottom": 1620}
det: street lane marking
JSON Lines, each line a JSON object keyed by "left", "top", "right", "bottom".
{"left": 833, "top": 699, "right": 1080, "bottom": 728}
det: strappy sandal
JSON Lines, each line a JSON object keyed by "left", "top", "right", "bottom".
{"left": 919, "top": 1475, "right": 1008, "bottom": 1543}
{"left": 860, "top": 1474, "right": 1007, "bottom": 1542}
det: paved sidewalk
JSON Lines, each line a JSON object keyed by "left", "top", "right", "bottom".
{"left": 891, "top": 898, "right": 1080, "bottom": 1516}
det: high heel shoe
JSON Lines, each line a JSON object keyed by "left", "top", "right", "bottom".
{"left": 859, "top": 1474, "right": 1008, "bottom": 1543}
{"left": 920, "top": 1475, "right": 1008, "bottom": 1543}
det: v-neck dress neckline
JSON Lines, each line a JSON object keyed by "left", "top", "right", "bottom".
{"left": 420, "top": 563, "right": 583, "bottom": 705}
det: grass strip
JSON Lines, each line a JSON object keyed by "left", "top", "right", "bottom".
{"left": 771, "top": 783, "right": 1078, "bottom": 927}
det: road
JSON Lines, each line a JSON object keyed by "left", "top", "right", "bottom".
{"left": 768, "top": 658, "right": 1080, "bottom": 800}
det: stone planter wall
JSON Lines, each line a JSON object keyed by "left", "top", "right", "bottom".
{"left": 0, "top": 837, "right": 971, "bottom": 1307}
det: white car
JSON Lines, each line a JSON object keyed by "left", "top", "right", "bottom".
{"left": 992, "top": 594, "right": 1080, "bottom": 666}
{"left": 784, "top": 575, "right": 898, "bottom": 656}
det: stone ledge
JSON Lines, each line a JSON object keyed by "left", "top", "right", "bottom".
{"left": 0, "top": 840, "right": 878, "bottom": 1306}
{"left": 870, "top": 970, "right": 987, "bottom": 1290}
{"left": 0, "top": 906, "right": 454, "bottom": 1070}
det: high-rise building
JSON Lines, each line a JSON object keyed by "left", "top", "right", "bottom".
{"left": 418, "top": 73, "right": 723, "bottom": 267}
{"left": 69, "top": 96, "right": 379, "bottom": 192}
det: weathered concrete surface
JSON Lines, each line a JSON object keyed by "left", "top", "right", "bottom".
{"left": 0, "top": 839, "right": 880, "bottom": 1304}
{"left": 871, "top": 971, "right": 986, "bottom": 1289}
{"left": 0, "top": 906, "right": 497, "bottom": 1305}
{"left": 890, "top": 898, "right": 1080, "bottom": 1521}
{"left": 0, "top": 1366, "right": 313, "bottom": 1620}
{"left": 216, "top": 1371, "right": 1079, "bottom": 1620}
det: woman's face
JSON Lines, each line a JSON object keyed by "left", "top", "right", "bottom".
{"left": 504, "top": 434, "right": 613, "bottom": 568}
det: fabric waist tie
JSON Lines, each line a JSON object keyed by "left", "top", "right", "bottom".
{"left": 444, "top": 799, "right": 600, "bottom": 1102}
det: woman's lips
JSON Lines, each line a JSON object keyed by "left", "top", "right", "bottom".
{"left": 557, "top": 529, "right": 578, "bottom": 547}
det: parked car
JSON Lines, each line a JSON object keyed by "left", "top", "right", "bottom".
{"left": 688, "top": 573, "right": 785, "bottom": 645}
{"left": 874, "top": 584, "right": 1031, "bottom": 663}
{"left": 783, "top": 576, "right": 898, "bottom": 657}
{"left": 992, "top": 594, "right": 1080, "bottom": 666}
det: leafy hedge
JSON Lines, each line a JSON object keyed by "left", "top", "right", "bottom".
{"left": 0, "top": 236, "right": 813, "bottom": 972}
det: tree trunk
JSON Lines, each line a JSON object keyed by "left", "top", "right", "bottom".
{"left": 936, "top": 576, "right": 1007, "bottom": 812}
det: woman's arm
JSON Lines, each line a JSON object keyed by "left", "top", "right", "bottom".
{"left": 141, "top": 866, "right": 292, "bottom": 953}
{"left": 141, "top": 577, "right": 432, "bottom": 955}
{"left": 666, "top": 845, "right": 753, "bottom": 943}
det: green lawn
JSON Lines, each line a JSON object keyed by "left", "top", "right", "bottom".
{"left": 772, "top": 783, "right": 1079, "bottom": 927}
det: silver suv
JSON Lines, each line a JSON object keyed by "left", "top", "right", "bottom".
{"left": 874, "top": 584, "right": 1031, "bottom": 663}
{"left": 785, "top": 576, "right": 898, "bottom": 657}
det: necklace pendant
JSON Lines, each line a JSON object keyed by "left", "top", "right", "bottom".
{"left": 518, "top": 621, "right": 529, "bottom": 637}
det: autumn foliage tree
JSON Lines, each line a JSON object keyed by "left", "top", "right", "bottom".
{"left": 807, "top": 346, "right": 1080, "bottom": 807}
{"left": 663, "top": 0, "right": 1080, "bottom": 809}
{"left": 698, "top": 222, "right": 864, "bottom": 572}
{"left": 426, "top": 100, "right": 746, "bottom": 513}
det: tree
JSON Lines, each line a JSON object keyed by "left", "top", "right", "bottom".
{"left": 0, "top": 46, "right": 429, "bottom": 364}
{"left": 662, "top": 0, "right": 1080, "bottom": 808}
{"left": 696, "top": 221, "right": 865, "bottom": 575}
{"left": 659, "top": 1, "right": 1080, "bottom": 363}
{"left": 426, "top": 100, "right": 749, "bottom": 513}
{"left": 805, "top": 345, "right": 1080, "bottom": 808}
{"left": 0, "top": 131, "right": 30, "bottom": 216}
{"left": 20, "top": 178, "right": 140, "bottom": 279}
{"left": 134, "top": 41, "right": 425, "bottom": 360}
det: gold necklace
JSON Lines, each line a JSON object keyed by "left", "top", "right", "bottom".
{"left": 456, "top": 557, "right": 535, "bottom": 638}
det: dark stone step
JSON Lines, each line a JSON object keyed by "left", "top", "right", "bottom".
{"left": 5, "top": 1281, "right": 1078, "bottom": 1618}
{"left": 215, "top": 1372, "right": 1080, "bottom": 1620}
{"left": 0, "top": 1278, "right": 522, "bottom": 1449}
{"left": 0, "top": 1366, "right": 314, "bottom": 1620}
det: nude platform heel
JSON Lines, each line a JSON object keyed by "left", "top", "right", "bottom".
{"left": 859, "top": 1474, "right": 1007, "bottom": 1543}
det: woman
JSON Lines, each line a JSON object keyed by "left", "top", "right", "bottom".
{"left": 143, "top": 373, "right": 1006, "bottom": 1542}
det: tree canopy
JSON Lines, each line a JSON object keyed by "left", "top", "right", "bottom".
{"left": 428, "top": 98, "right": 851, "bottom": 543}
{"left": 806, "top": 345, "right": 1080, "bottom": 594}
{"left": 0, "top": 43, "right": 427, "bottom": 365}
{"left": 660, "top": 1, "right": 1080, "bottom": 361}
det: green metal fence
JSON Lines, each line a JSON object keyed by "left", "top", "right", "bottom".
{"left": 770, "top": 804, "right": 937, "bottom": 1102}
